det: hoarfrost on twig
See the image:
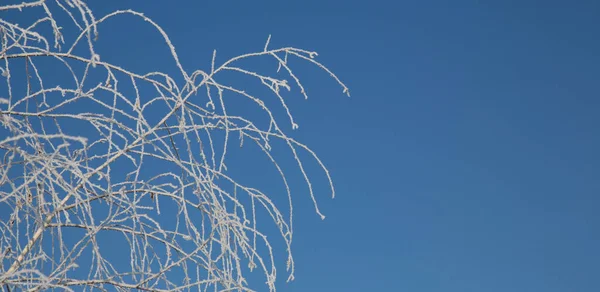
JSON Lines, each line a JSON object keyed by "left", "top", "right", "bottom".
{"left": 0, "top": 1, "right": 348, "bottom": 291}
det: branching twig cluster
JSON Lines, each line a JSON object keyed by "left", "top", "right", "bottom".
{"left": 0, "top": 1, "right": 348, "bottom": 291}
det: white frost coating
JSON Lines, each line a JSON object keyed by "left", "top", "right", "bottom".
{"left": 0, "top": 1, "right": 349, "bottom": 291}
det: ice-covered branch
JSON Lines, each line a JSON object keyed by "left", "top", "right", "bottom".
{"left": 0, "top": 1, "right": 348, "bottom": 291}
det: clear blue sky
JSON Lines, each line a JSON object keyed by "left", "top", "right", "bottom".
{"left": 7, "top": 0, "right": 600, "bottom": 291}
{"left": 110, "top": 1, "right": 599, "bottom": 291}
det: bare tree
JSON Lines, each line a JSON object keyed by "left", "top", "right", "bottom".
{"left": 0, "top": 1, "right": 348, "bottom": 291}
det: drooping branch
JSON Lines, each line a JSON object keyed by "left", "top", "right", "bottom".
{"left": 0, "top": 1, "right": 348, "bottom": 291}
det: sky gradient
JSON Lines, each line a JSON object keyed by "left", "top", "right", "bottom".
{"left": 85, "top": 0, "right": 600, "bottom": 291}
{"left": 5, "top": 0, "right": 600, "bottom": 291}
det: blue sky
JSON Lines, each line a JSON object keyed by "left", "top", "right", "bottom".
{"left": 120, "top": 1, "right": 599, "bottom": 291}
{"left": 4, "top": 0, "right": 600, "bottom": 291}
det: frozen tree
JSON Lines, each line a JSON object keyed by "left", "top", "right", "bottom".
{"left": 0, "top": 1, "right": 348, "bottom": 291}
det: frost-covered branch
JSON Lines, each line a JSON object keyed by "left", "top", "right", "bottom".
{"left": 0, "top": 1, "right": 348, "bottom": 291}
